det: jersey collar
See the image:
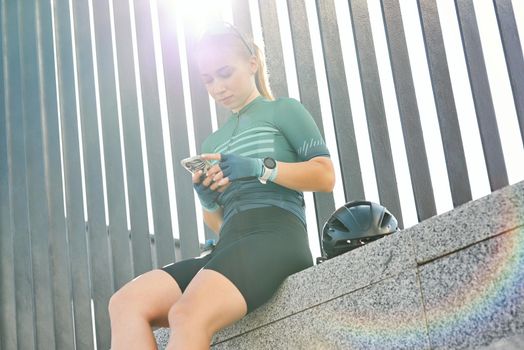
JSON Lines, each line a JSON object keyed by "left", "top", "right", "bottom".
{"left": 233, "top": 95, "right": 264, "bottom": 117}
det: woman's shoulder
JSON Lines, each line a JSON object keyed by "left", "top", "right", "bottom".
{"left": 272, "top": 96, "right": 302, "bottom": 106}
{"left": 201, "top": 117, "right": 236, "bottom": 153}
{"left": 270, "top": 97, "right": 311, "bottom": 119}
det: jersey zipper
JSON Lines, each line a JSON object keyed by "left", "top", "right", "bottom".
{"left": 225, "top": 114, "right": 240, "bottom": 153}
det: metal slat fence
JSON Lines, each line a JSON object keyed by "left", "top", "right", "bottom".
{"left": 1, "top": 0, "right": 523, "bottom": 349}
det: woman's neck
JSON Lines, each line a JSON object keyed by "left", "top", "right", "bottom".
{"left": 232, "top": 89, "right": 261, "bottom": 113}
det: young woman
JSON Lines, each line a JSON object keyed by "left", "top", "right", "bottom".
{"left": 108, "top": 22, "right": 335, "bottom": 349}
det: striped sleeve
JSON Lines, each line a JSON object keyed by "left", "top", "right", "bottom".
{"left": 275, "top": 98, "right": 330, "bottom": 161}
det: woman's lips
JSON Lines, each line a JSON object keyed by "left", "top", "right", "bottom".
{"left": 220, "top": 96, "right": 233, "bottom": 104}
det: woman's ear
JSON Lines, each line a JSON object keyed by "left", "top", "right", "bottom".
{"left": 249, "top": 55, "right": 258, "bottom": 75}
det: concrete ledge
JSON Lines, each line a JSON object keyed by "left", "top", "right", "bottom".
{"left": 155, "top": 181, "right": 524, "bottom": 349}
{"left": 479, "top": 332, "right": 524, "bottom": 349}
{"left": 411, "top": 181, "right": 524, "bottom": 264}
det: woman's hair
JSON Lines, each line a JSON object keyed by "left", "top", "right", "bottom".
{"left": 196, "top": 23, "right": 274, "bottom": 100}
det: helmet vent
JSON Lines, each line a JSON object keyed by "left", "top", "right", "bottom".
{"left": 380, "top": 212, "right": 392, "bottom": 228}
{"left": 331, "top": 219, "right": 349, "bottom": 232}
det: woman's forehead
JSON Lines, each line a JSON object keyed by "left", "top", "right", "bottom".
{"left": 197, "top": 49, "right": 242, "bottom": 74}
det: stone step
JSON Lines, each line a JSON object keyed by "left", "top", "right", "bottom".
{"left": 155, "top": 181, "right": 524, "bottom": 349}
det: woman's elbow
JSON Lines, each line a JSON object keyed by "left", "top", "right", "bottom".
{"left": 311, "top": 157, "right": 336, "bottom": 192}
{"left": 321, "top": 171, "right": 336, "bottom": 192}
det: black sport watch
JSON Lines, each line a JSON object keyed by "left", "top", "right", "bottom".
{"left": 259, "top": 157, "right": 277, "bottom": 184}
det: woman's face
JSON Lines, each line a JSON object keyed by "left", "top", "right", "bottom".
{"left": 198, "top": 47, "right": 258, "bottom": 112}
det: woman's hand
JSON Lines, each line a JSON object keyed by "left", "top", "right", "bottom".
{"left": 192, "top": 170, "right": 219, "bottom": 211}
{"left": 192, "top": 169, "right": 225, "bottom": 232}
{"left": 201, "top": 153, "right": 262, "bottom": 189}
{"left": 193, "top": 158, "right": 231, "bottom": 194}
{"left": 201, "top": 153, "right": 335, "bottom": 193}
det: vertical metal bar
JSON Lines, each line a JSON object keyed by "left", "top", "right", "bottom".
{"left": 52, "top": 0, "right": 94, "bottom": 348}
{"left": 493, "top": 0, "right": 524, "bottom": 146}
{"left": 454, "top": 0, "right": 508, "bottom": 191}
{"left": 131, "top": 0, "right": 176, "bottom": 266}
{"left": 215, "top": 0, "right": 254, "bottom": 127}
{"left": 183, "top": 16, "right": 218, "bottom": 242}
{"left": 347, "top": 0, "right": 403, "bottom": 226}
{"left": 258, "top": 0, "right": 289, "bottom": 98}
{"left": 315, "top": 0, "right": 365, "bottom": 202}
{"left": 212, "top": 0, "right": 256, "bottom": 128}
{"left": 19, "top": 0, "right": 57, "bottom": 348}
{"left": 381, "top": 0, "right": 436, "bottom": 221}
{"left": 111, "top": 0, "right": 152, "bottom": 275}
{"left": 91, "top": 0, "right": 133, "bottom": 290}
{"left": 418, "top": 0, "right": 472, "bottom": 207}
{"left": 184, "top": 29, "right": 214, "bottom": 155}
{"left": 233, "top": 0, "right": 253, "bottom": 36}
{"left": 36, "top": 0, "right": 76, "bottom": 347}
{"left": 70, "top": 0, "right": 113, "bottom": 347}
{"left": 156, "top": 0, "right": 201, "bottom": 259}
{"left": 286, "top": 0, "right": 336, "bottom": 236}
{"left": 212, "top": 0, "right": 255, "bottom": 129}
{"left": 4, "top": 1, "right": 36, "bottom": 348}
{"left": 0, "top": 2, "right": 18, "bottom": 348}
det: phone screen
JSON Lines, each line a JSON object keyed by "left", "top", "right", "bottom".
{"left": 181, "top": 156, "right": 211, "bottom": 174}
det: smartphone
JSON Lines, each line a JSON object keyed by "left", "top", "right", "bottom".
{"left": 181, "top": 155, "right": 212, "bottom": 175}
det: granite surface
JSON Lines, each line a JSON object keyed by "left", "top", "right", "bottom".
{"left": 478, "top": 332, "right": 524, "bottom": 349}
{"left": 411, "top": 180, "right": 524, "bottom": 264}
{"left": 155, "top": 182, "right": 524, "bottom": 349}
{"left": 212, "top": 229, "right": 416, "bottom": 343}
{"left": 212, "top": 270, "right": 429, "bottom": 349}
{"left": 419, "top": 225, "right": 524, "bottom": 349}
{"left": 154, "top": 231, "right": 416, "bottom": 348}
{"left": 153, "top": 327, "right": 169, "bottom": 350}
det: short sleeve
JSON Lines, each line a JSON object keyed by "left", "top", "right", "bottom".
{"left": 201, "top": 138, "right": 213, "bottom": 154}
{"left": 275, "top": 98, "right": 330, "bottom": 161}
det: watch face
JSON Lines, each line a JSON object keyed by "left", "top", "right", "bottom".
{"left": 263, "top": 157, "right": 277, "bottom": 169}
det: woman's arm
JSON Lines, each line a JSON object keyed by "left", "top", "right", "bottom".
{"left": 202, "top": 154, "right": 335, "bottom": 193}
{"left": 203, "top": 207, "right": 223, "bottom": 235}
{"left": 193, "top": 168, "right": 225, "bottom": 234}
{"left": 271, "top": 156, "right": 335, "bottom": 192}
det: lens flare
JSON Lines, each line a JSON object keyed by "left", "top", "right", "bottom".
{"left": 311, "top": 193, "right": 524, "bottom": 347}
{"left": 169, "top": 0, "right": 233, "bottom": 38}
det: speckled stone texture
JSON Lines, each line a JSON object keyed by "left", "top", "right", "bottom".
{"left": 212, "top": 229, "right": 416, "bottom": 343}
{"left": 213, "top": 270, "right": 429, "bottom": 350}
{"left": 153, "top": 328, "right": 169, "bottom": 350}
{"left": 478, "top": 332, "right": 524, "bottom": 349}
{"left": 411, "top": 181, "right": 524, "bottom": 264}
{"left": 154, "top": 181, "right": 524, "bottom": 349}
{"left": 419, "top": 225, "right": 524, "bottom": 349}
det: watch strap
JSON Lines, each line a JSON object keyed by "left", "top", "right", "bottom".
{"left": 259, "top": 161, "right": 278, "bottom": 184}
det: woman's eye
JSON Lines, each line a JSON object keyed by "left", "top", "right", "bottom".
{"left": 218, "top": 68, "right": 234, "bottom": 78}
{"left": 202, "top": 77, "right": 213, "bottom": 84}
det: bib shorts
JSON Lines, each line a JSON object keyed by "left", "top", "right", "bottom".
{"left": 160, "top": 206, "right": 313, "bottom": 313}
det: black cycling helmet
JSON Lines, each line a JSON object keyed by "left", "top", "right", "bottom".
{"left": 321, "top": 200, "right": 399, "bottom": 259}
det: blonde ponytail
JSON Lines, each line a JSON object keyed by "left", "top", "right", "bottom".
{"left": 253, "top": 43, "right": 274, "bottom": 100}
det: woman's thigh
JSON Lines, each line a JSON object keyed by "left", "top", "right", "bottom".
{"left": 204, "top": 232, "right": 313, "bottom": 313}
{"left": 111, "top": 254, "right": 210, "bottom": 328}
{"left": 170, "top": 268, "right": 248, "bottom": 335}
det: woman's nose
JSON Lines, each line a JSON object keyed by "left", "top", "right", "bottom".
{"left": 210, "top": 81, "right": 226, "bottom": 96}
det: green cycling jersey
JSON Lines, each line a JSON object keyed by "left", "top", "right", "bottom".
{"left": 202, "top": 95, "right": 330, "bottom": 226}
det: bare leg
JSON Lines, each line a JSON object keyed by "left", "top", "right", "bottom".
{"left": 109, "top": 269, "right": 183, "bottom": 350}
{"left": 166, "top": 269, "right": 247, "bottom": 350}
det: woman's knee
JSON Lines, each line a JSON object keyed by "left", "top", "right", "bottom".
{"left": 108, "top": 288, "right": 133, "bottom": 319}
{"left": 167, "top": 301, "right": 211, "bottom": 333}
{"left": 167, "top": 301, "right": 190, "bottom": 328}
{"left": 109, "top": 269, "right": 184, "bottom": 326}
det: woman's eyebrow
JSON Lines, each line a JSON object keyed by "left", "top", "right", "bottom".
{"left": 200, "top": 66, "right": 231, "bottom": 78}
{"left": 216, "top": 66, "right": 232, "bottom": 74}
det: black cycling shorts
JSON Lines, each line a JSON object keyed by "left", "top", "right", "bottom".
{"left": 160, "top": 206, "right": 313, "bottom": 313}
